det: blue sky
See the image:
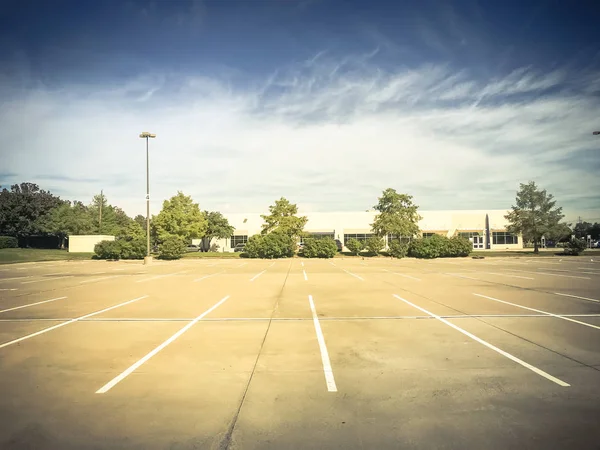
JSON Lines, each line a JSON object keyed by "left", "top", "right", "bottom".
{"left": 1, "top": 0, "right": 599, "bottom": 222}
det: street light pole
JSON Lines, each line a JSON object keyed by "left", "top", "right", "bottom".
{"left": 139, "top": 132, "right": 156, "bottom": 264}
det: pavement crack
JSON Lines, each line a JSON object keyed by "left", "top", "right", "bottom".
{"left": 216, "top": 259, "right": 293, "bottom": 450}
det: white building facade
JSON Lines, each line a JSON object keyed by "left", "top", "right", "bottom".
{"left": 212, "top": 210, "right": 522, "bottom": 252}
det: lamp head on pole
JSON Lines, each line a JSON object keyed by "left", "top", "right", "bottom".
{"left": 139, "top": 132, "right": 156, "bottom": 138}
{"left": 593, "top": 131, "right": 600, "bottom": 135}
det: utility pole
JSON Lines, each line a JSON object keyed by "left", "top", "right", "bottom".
{"left": 139, "top": 132, "right": 156, "bottom": 264}
{"left": 99, "top": 189, "right": 103, "bottom": 234}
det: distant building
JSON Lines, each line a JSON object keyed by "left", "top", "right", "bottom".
{"left": 211, "top": 210, "right": 521, "bottom": 252}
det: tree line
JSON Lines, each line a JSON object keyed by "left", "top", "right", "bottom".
{"left": 0, "top": 180, "right": 592, "bottom": 257}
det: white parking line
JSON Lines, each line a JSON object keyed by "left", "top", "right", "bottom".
{"left": 136, "top": 271, "right": 188, "bottom": 283}
{"left": 392, "top": 294, "right": 570, "bottom": 387}
{"left": 308, "top": 295, "right": 337, "bottom": 392}
{"left": 96, "top": 295, "right": 230, "bottom": 394}
{"left": 476, "top": 271, "right": 534, "bottom": 280}
{"left": 303, "top": 269, "right": 308, "bottom": 281}
{"left": 250, "top": 270, "right": 266, "bottom": 282}
{"left": 444, "top": 273, "right": 481, "bottom": 281}
{"left": 473, "top": 293, "right": 600, "bottom": 330}
{"left": 0, "top": 276, "right": 32, "bottom": 282}
{"left": 384, "top": 270, "right": 421, "bottom": 281}
{"left": 538, "top": 267, "right": 600, "bottom": 275}
{"left": 80, "top": 275, "right": 120, "bottom": 284}
{"left": 193, "top": 271, "right": 223, "bottom": 282}
{"left": 0, "top": 296, "right": 68, "bottom": 314}
{"left": 553, "top": 292, "right": 600, "bottom": 304}
{"left": 0, "top": 295, "right": 149, "bottom": 350}
{"left": 505, "top": 269, "right": 590, "bottom": 280}
{"left": 237, "top": 262, "right": 247, "bottom": 267}
{"left": 330, "top": 262, "right": 363, "bottom": 281}
{"left": 0, "top": 288, "right": 18, "bottom": 291}
{"left": 21, "top": 275, "right": 74, "bottom": 284}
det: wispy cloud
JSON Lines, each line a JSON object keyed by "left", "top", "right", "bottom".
{"left": 1, "top": 50, "right": 599, "bottom": 217}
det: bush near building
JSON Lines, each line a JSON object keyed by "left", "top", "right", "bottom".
{"left": 94, "top": 238, "right": 147, "bottom": 260}
{"left": 408, "top": 235, "right": 471, "bottom": 259}
{"left": 94, "top": 240, "right": 122, "bottom": 260}
{"left": 301, "top": 238, "right": 338, "bottom": 258}
{"left": 242, "top": 232, "right": 295, "bottom": 259}
{"left": 364, "top": 236, "right": 385, "bottom": 256}
{"left": 387, "top": 240, "right": 409, "bottom": 258}
{"left": 0, "top": 236, "right": 18, "bottom": 249}
{"left": 563, "top": 238, "right": 586, "bottom": 256}
{"left": 346, "top": 238, "right": 364, "bottom": 256}
{"left": 158, "top": 235, "right": 187, "bottom": 260}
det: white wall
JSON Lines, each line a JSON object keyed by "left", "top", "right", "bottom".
{"left": 68, "top": 235, "right": 115, "bottom": 253}
{"left": 220, "top": 210, "right": 522, "bottom": 252}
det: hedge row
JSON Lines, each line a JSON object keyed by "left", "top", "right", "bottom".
{"left": 301, "top": 238, "right": 337, "bottom": 258}
{"left": 0, "top": 236, "right": 18, "bottom": 249}
{"left": 94, "top": 239, "right": 146, "bottom": 260}
{"left": 242, "top": 233, "right": 295, "bottom": 259}
{"left": 407, "top": 235, "right": 472, "bottom": 259}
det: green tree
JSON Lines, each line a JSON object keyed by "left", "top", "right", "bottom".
{"left": 201, "top": 211, "right": 235, "bottom": 252}
{"left": 118, "top": 220, "right": 145, "bottom": 241}
{"left": 0, "top": 182, "right": 64, "bottom": 244}
{"left": 88, "top": 194, "right": 132, "bottom": 235}
{"left": 153, "top": 192, "right": 207, "bottom": 243}
{"left": 364, "top": 236, "right": 384, "bottom": 255}
{"left": 346, "top": 238, "right": 364, "bottom": 256}
{"left": 505, "top": 181, "right": 565, "bottom": 253}
{"left": 545, "top": 222, "right": 572, "bottom": 243}
{"left": 36, "top": 201, "right": 94, "bottom": 249}
{"left": 573, "top": 221, "right": 600, "bottom": 240}
{"left": 134, "top": 214, "right": 146, "bottom": 229}
{"left": 371, "top": 188, "right": 421, "bottom": 241}
{"left": 260, "top": 197, "right": 308, "bottom": 238}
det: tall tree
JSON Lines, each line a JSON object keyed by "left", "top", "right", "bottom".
{"left": 505, "top": 181, "right": 565, "bottom": 253}
{"left": 153, "top": 192, "right": 207, "bottom": 243}
{"left": 371, "top": 188, "right": 421, "bottom": 241}
{"left": 134, "top": 214, "right": 146, "bottom": 229}
{"left": 200, "top": 211, "right": 235, "bottom": 252}
{"left": 88, "top": 194, "right": 131, "bottom": 235}
{"left": 573, "top": 221, "right": 600, "bottom": 240}
{"left": 36, "top": 201, "right": 94, "bottom": 248}
{"left": 260, "top": 197, "right": 308, "bottom": 238}
{"left": 0, "top": 182, "right": 64, "bottom": 243}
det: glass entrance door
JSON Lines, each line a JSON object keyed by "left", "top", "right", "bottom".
{"left": 472, "top": 236, "right": 484, "bottom": 249}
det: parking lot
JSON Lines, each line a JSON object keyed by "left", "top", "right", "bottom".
{"left": 0, "top": 255, "right": 599, "bottom": 449}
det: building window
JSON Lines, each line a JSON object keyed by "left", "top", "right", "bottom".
{"left": 422, "top": 232, "right": 435, "bottom": 238}
{"left": 492, "top": 232, "right": 518, "bottom": 245}
{"left": 458, "top": 232, "right": 481, "bottom": 239}
{"left": 344, "top": 233, "right": 373, "bottom": 244}
{"left": 230, "top": 235, "right": 248, "bottom": 247}
{"left": 301, "top": 232, "right": 334, "bottom": 243}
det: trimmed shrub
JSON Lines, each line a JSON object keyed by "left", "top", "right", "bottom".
{"left": 94, "top": 240, "right": 122, "bottom": 260}
{"left": 301, "top": 238, "right": 338, "bottom": 258}
{"left": 409, "top": 235, "right": 472, "bottom": 259}
{"left": 243, "top": 232, "right": 295, "bottom": 259}
{"left": 119, "top": 238, "right": 147, "bottom": 259}
{"left": 158, "top": 235, "right": 186, "bottom": 260}
{"left": 0, "top": 236, "right": 18, "bottom": 249}
{"left": 364, "top": 236, "right": 384, "bottom": 256}
{"left": 388, "top": 240, "right": 409, "bottom": 258}
{"left": 448, "top": 236, "right": 472, "bottom": 257}
{"left": 563, "top": 238, "right": 586, "bottom": 256}
{"left": 346, "top": 238, "right": 364, "bottom": 256}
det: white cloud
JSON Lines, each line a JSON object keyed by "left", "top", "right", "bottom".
{"left": 1, "top": 55, "right": 599, "bottom": 219}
